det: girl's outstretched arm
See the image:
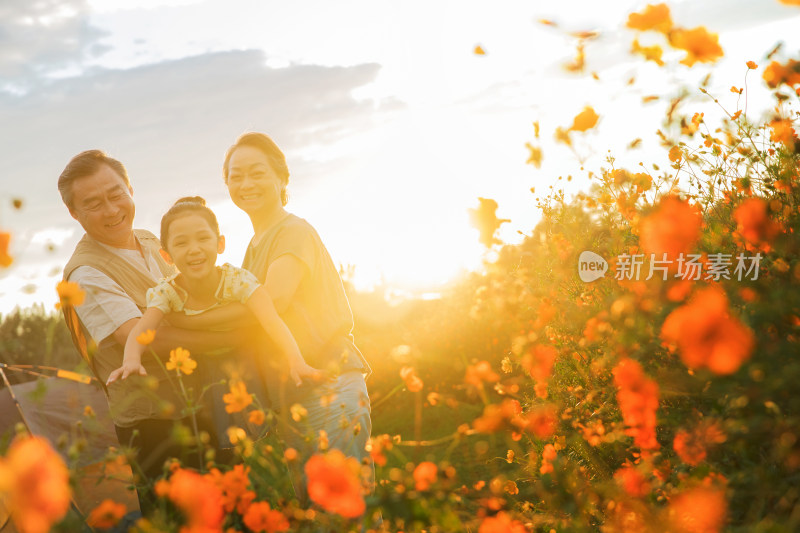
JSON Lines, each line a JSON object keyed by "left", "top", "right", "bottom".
{"left": 245, "top": 286, "right": 320, "bottom": 387}
{"left": 107, "top": 307, "right": 165, "bottom": 384}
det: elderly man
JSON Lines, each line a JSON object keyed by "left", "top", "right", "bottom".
{"left": 58, "top": 149, "right": 241, "bottom": 513}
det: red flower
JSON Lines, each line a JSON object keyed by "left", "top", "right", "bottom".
{"left": 413, "top": 461, "right": 438, "bottom": 491}
{"left": 613, "top": 359, "right": 660, "bottom": 450}
{"left": 86, "top": 499, "right": 127, "bottom": 530}
{"left": 661, "top": 285, "right": 754, "bottom": 375}
{"left": 400, "top": 366, "right": 424, "bottom": 392}
{"left": 242, "top": 501, "right": 290, "bottom": 532}
{"left": 668, "top": 486, "right": 727, "bottom": 532}
{"left": 522, "top": 404, "right": 558, "bottom": 438}
{"left": 639, "top": 196, "right": 702, "bottom": 263}
{"left": 478, "top": 511, "right": 527, "bottom": 533}
{"left": 673, "top": 421, "right": 726, "bottom": 466}
{"left": 523, "top": 344, "right": 557, "bottom": 398}
{"left": 465, "top": 361, "right": 500, "bottom": 388}
{"left": 734, "top": 197, "right": 782, "bottom": 251}
{"left": 165, "top": 468, "right": 224, "bottom": 532}
{"left": 479, "top": 511, "right": 527, "bottom": 533}
{"left": 0, "top": 436, "right": 72, "bottom": 533}
{"left": 305, "top": 450, "right": 365, "bottom": 518}
{"left": 614, "top": 465, "right": 651, "bottom": 497}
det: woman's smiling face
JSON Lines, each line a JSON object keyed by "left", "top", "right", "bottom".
{"left": 225, "top": 145, "right": 284, "bottom": 216}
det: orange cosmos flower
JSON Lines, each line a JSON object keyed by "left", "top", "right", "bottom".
{"left": 165, "top": 346, "right": 196, "bottom": 375}
{"left": 569, "top": 106, "right": 599, "bottom": 132}
{"left": 522, "top": 344, "right": 557, "bottom": 383}
{"left": 540, "top": 443, "right": 557, "bottom": 474}
{"left": 615, "top": 465, "right": 651, "bottom": 497}
{"left": 673, "top": 421, "right": 726, "bottom": 466}
{"left": 206, "top": 464, "right": 256, "bottom": 514}
{"left": 465, "top": 361, "right": 500, "bottom": 388}
{"left": 136, "top": 328, "right": 156, "bottom": 346}
{"left": 223, "top": 380, "right": 254, "bottom": 413}
{"left": 632, "top": 39, "right": 664, "bottom": 66}
{"left": 400, "top": 366, "right": 424, "bottom": 392}
{"left": 779, "top": 0, "right": 800, "bottom": 5}
{"left": 473, "top": 399, "right": 523, "bottom": 433}
{"left": 770, "top": 118, "right": 798, "bottom": 148}
{"left": 0, "top": 231, "right": 12, "bottom": 267}
{"left": 667, "top": 486, "right": 727, "bottom": 533}
{"left": 639, "top": 196, "right": 702, "bottom": 263}
{"left": 55, "top": 280, "right": 85, "bottom": 310}
{"left": 248, "top": 409, "right": 266, "bottom": 425}
{"left": 746, "top": 60, "right": 758, "bottom": 69}
{"left": 661, "top": 285, "right": 754, "bottom": 375}
{"left": 243, "top": 501, "right": 290, "bottom": 532}
{"left": 165, "top": 468, "right": 224, "bottom": 532}
{"left": 0, "top": 436, "right": 72, "bottom": 533}
{"left": 367, "top": 434, "right": 393, "bottom": 467}
{"left": 668, "top": 145, "right": 682, "bottom": 162}
{"left": 305, "top": 450, "right": 365, "bottom": 518}
{"left": 523, "top": 404, "right": 558, "bottom": 438}
{"left": 670, "top": 27, "right": 724, "bottom": 66}
{"left": 733, "top": 197, "right": 782, "bottom": 251}
{"left": 413, "top": 461, "right": 438, "bottom": 491}
{"left": 626, "top": 3, "right": 672, "bottom": 33}
{"left": 479, "top": 511, "right": 527, "bottom": 533}
{"left": 763, "top": 59, "right": 800, "bottom": 88}
{"left": 86, "top": 499, "right": 127, "bottom": 530}
{"left": 525, "top": 142, "right": 543, "bottom": 168}
{"left": 613, "top": 358, "right": 660, "bottom": 450}
{"left": 474, "top": 45, "right": 486, "bottom": 55}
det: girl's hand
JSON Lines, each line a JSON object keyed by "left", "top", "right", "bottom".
{"left": 106, "top": 360, "right": 147, "bottom": 385}
{"left": 288, "top": 358, "right": 325, "bottom": 387}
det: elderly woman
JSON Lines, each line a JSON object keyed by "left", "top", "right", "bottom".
{"left": 223, "top": 132, "right": 373, "bottom": 500}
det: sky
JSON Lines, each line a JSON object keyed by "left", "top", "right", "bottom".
{"left": 0, "top": 0, "right": 798, "bottom": 315}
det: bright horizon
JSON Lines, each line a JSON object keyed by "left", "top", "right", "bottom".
{"left": 1, "top": 0, "right": 799, "bottom": 315}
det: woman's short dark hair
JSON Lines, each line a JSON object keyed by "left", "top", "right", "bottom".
{"left": 160, "top": 196, "right": 220, "bottom": 249}
{"left": 222, "top": 132, "right": 290, "bottom": 206}
{"left": 58, "top": 150, "right": 131, "bottom": 209}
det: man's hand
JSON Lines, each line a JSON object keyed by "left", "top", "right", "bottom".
{"left": 106, "top": 360, "right": 147, "bottom": 385}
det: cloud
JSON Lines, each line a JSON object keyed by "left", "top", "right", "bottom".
{"left": 0, "top": 49, "right": 395, "bottom": 274}
{"left": 0, "top": 0, "right": 109, "bottom": 93}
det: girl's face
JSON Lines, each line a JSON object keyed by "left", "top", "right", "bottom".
{"left": 226, "top": 145, "right": 284, "bottom": 216}
{"left": 162, "top": 213, "right": 225, "bottom": 282}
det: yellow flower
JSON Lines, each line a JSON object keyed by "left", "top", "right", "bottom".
{"left": 631, "top": 39, "right": 664, "bottom": 66}
{"left": 626, "top": 3, "right": 672, "bottom": 33}
{"left": 55, "top": 280, "right": 85, "bottom": 310}
{"left": 136, "top": 329, "right": 156, "bottom": 346}
{"left": 569, "top": 106, "right": 599, "bottom": 132}
{"left": 670, "top": 27, "right": 724, "bottom": 67}
{"left": 165, "top": 347, "right": 196, "bottom": 375}
{"left": 0, "top": 231, "right": 12, "bottom": 268}
{"left": 223, "top": 381, "right": 253, "bottom": 413}
{"left": 227, "top": 426, "right": 247, "bottom": 445}
{"left": 525, "top": 143, "right": 543, "bottom": 168}
{"left": 248, "top": 410, "right": 266, "bottom": 426}
{"left": 770, "top": 118, "right": 797, "bottom": 147}
{"left": 290, "top": 403, "right": 308, "bottom": 422}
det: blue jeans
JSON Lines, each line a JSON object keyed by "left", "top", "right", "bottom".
{"left": 278, "top": 371, "right": 373, "bottom": 504}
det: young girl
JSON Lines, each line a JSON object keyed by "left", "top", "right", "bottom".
{"left": 106, "top": 196, "right": 318, "bottom": 393}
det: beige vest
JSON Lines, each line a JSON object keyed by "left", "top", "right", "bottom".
{"left": 62, "top": 230, "right": 189, "bottom": 427}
